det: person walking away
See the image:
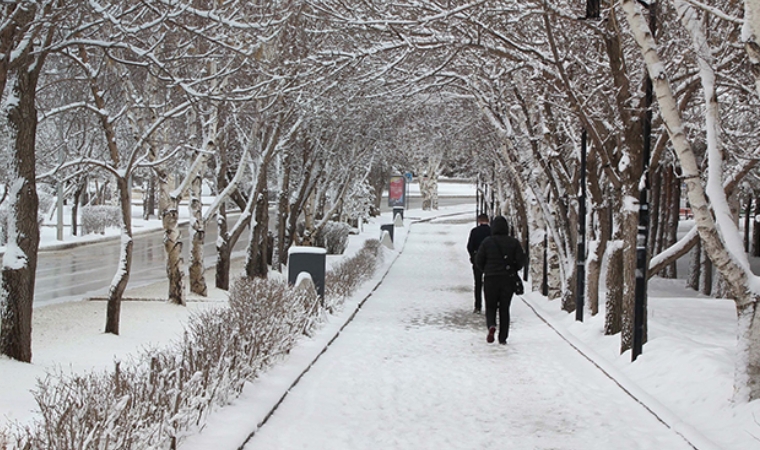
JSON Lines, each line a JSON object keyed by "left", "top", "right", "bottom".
{"left": 467, "top": 214, "right": 491, "bottom": 313}
{"left": 475, "top": 216, "right": 526, "bottom": 344}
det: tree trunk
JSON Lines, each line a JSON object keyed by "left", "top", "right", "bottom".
{"left": 214, "top": 142, "right": 231, "bottom": 290}
{"left": 744, "top": 196, "right": 752, "bottom": 253}
{"left": 274, "top": 151, "right": 292, "bottom": 271}
{"left": 687, "top": 239, "right": 701, "bottom": 291}
{"left": 245, "top": 166, "right": 270, "bottom": 278}
{"left": 736, "top": 300, "right": 760, "bottom": 400}
{"left": 0, "top": 66, "right": 41, "bottom": 363}
{"left": 547, "top": 236, "right": 562, "bottom": 300}
{"left": 143, "top": 173, "right": 156, "bottom": 220}
{"left": 71, "top": 180, "right": 84, "bottom": 236}
{"left": 159, "top": 170, "right": 185, "bottom": 305}
{"left": 302, "top": 189, "right": 316, "bottom": 246}
{"left": 188, "top": 157, "right": 207, "bottom": 296}
{"left": 620, "top": 199, "right": 641, "bottom": 353}
{"left": 700, "top": 247, "right": 712, "bottom": 296}
{"left": 587, "top": 241, "right": 602, "bottom": 317}
{"left": 561, "top": 262, "right": 577, "bottom": 313}
{"left": 430, "top": 173, "right": 439, "bottom": 210}
{"left": 370, "top": 165, "right": 387, "bottom": 216}
{"left": 662, "top": 169, "right": 679, "bottom": 278}
{"left": 649, "top": 165, "right": 663, "bottom": 259}
{"left": 105, "top": 176, "right": 133, "bottom": 335}
{"left": 604, "top": 241, "right": 624, "bottom": 336}
{"left": 215, "top": 205, "right": 231, "bottom": 290}
{"left": 420, "top": 176, "right": 432, "bottom": 211}
{"left": 743, "top": 0, "right": 760, "bottom": 98}
{"left": 529, "top": 194, "right": 546, "bottom": 293}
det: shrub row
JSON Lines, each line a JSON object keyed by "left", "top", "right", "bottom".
{"left": 296, "top": 221, "right": 352, "bottom": 254}
{"left": 7, "top": 239, "right": 384, "bottom": 450}
{"left": 80, "top": 205, "right": 121, "bottom": 235}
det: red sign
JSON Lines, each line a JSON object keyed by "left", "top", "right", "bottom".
{"left": 388, "top": 176, "right": 405, "bottom": 207}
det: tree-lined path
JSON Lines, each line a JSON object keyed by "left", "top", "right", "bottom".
{"left": 242, "top": 216, "right": 694, "bottom": 450}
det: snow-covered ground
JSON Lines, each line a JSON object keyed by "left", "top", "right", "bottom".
{"left": 1, "top": 180, "right": 759, "bottom": 449}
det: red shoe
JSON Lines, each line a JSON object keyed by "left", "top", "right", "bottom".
{"left": 486, "top": 326, "right": 496, "bottom": 343}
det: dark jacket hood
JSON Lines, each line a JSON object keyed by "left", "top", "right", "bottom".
{"left": 491, "top": 216, "right": 509, "bottom": 235}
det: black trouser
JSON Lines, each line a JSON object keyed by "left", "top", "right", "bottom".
{"left": 472, "top": 265, "right": 484, "bottom": 310}
{"left": 483, "top": 275, "right": 514, "bottom": 343}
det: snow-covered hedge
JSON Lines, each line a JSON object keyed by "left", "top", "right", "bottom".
{"left": 324, "top": 238, "right": 381, "bottom": 310}
{"left": 80, "top": 205, "right": 121, "bottom": 235}
{"left": 298, "top": 220, "right": 351, "bottom": 255}
{"left": 318, "top": 221, "right": 351, "bottom": 255}
{"left": 9, "top": 239, "right": 383, "bottom": 450}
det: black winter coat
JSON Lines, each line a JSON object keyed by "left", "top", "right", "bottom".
{"left": 466, "top": 224, "right": 491, "bottom": 264}
{"left": 475, "top": 217, "right": 525, "bottom": 277}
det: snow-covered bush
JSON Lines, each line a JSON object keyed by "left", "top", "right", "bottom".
{"left": 320, "top": 221, "right": 351, "bottom": 254}
{"left": 324, "top": 239, "right": 382, "bottom": 311}
{"left": 0, "top": 429, "right": 9, "bottom": 450}
{"left": 342, "top": 180, "right": 375, "bottom": 226}
{"left": 296, "top": 220, "right": 351, "bottom": 255}
{"left": 9, "top": 239, "right": 383, "bottom": 449}
{"left": 80, "top": 205, "right": 121, "bottom": 235}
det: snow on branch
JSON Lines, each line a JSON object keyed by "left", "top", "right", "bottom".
{"left": 681, "top": 0, "right": 744, "bottom": 24}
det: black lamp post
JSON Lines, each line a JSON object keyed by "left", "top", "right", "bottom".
{"left": 576, "top": 129, "right": 587, "bottom": 321}
{"left": 633, "top": 1, "right": 657, "bottom": 362}
{"left": 542, "top": 190, "right": 550, "bottom": 296}
{"left": 586, "top": 0, "right": 599, "bottom": 19}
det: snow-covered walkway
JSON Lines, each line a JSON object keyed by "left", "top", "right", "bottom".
{"left": 241, "top": 216, "right": 695, "bottom": 450}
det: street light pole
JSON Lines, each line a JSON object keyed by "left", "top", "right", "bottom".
{"left": 576, "top": 129, "right": 587, "bottom": 321}
{"left": 633, "top": 1, "right": 657, "bottom": 362}
{"left": 56, "top": 143, "right": 64, "bottom": 241}
{"left": 586, "top": 0, "right": 599, "bottom": 19}
{"left": 542, "top": 190, "right": 550, "bottom": 297}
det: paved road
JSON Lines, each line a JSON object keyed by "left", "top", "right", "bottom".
{"left": 34, "top": 217, "right": 250, "bottom": 307}
{"left": 242, "top": 216, "right": 695, "bottom": 450}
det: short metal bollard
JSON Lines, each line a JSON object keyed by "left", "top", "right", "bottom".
{"left": 393, "top": 207, "right": 404, "bottom": 220}
{"left": 380, "top": 224, "right": 394, "bottom": 243}
{"left": 288, "top": 246, "right": 327, "bottom": 299}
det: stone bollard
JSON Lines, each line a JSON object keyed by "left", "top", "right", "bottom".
{"left": 380, "top": 224, "right": 394, "bottom": 243}
{"left": 288, "top": 246, "right": 327, "bottom": 299}
{"left": 394, "top": 213, "right": 404, "bottom": 227}
{"left": 380, "top": 229, "right": 394, "bottom": 249}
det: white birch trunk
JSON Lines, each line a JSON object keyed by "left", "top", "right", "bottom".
{"left": 744, "top": 0, "right": 760, "bottom": 95}
{"left": 188, "top": 153, "right": 207, "bottom": 296}
{"left": 160, "top": 169, "right": 185, "bottom": 306}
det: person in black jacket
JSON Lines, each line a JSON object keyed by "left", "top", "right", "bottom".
{"left": 475, "top": 215, "right": 526, "bottom": 344}
{"left": 466, "top": 214, "right": 491, "bottom": 313}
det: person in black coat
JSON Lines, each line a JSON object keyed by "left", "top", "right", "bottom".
{"left": 475, "top": 215, "right": 526, "bottom": 344}
{"left": 466, "top": 214, "right": 491, "bottom": 313}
